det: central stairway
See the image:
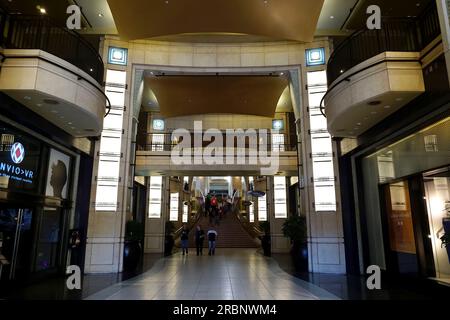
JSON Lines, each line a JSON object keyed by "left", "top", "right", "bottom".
{"left": 188, "top": 213, "right": 259, "bottom": 248}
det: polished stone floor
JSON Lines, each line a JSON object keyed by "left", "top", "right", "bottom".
{"left": 85, "top": 249, "right": 339, "bottom": 300}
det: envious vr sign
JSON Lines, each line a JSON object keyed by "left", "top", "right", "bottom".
{"left": 0, "top": 142, "right": 35, "bottom": 184}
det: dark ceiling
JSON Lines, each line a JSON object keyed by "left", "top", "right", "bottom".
{"left": 345, "top": 0, "right": 434, "bottom": 30}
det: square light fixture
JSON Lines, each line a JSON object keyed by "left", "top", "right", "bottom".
{"left": 272, "top": 119, "right": 284, "bottom": 131}
{"left": 108, "top": 47, "right": 128, "bottom": 66}
{"left": 153, "top": 119, "right": 165, "bottom": 131}
{"left": 306, "top": 48, "right": 326, "bottom": 67}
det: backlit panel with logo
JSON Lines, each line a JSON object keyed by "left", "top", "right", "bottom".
{"left": 0, "top": 124, "right": 41, "bottom": 192}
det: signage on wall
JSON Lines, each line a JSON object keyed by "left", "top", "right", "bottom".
{"left": 45, "top": 149, "right": 71, "bottom": 199}
{"left": 0, "top": 142, "right": 35, "bottom": 184}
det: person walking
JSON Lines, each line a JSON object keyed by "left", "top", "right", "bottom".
{"left": 195, "top": 225, "right": 205, "bottom": 256}
{"left": 207, "top": 226, "right": 218, "bottom": 256}
{"left": 180, "top": 224, "right": 189, "bottom": 255}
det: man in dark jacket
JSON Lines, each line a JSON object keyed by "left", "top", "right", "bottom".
{"left": 180, "top": 224, "right": 189, "bottom": 255}
{"left": 195, "top": 225, "right": 205, "bottom": 256}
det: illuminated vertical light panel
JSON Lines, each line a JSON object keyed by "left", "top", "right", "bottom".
{"left": 258, "top": 195, "right": 267, "bottom": 221}
{"left": 307, "top": 70, "right": 337, "bottom": 212}
{"left": 249, "top": 202, "right": 255, "bottom": 222}
{"left": 271, "top": 134, "right": 285, "bottom": 152}
{"left": 95, "top": 69, "right": 126, "bottom": 211}
{"left": 170, "top": 192, "right": 179, "bottom": 222}
{"left": 274, "top": 176, "right": 287, "bottom": 218}
{"left": 182, "top": 203, "right": 188, "bottom": 223}
{"left": 148, "top": 176, "right": 163, "bottom": 218}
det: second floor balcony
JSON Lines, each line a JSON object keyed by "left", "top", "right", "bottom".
{"left": 324, "top": 2, "right": 441, "bottom": 138}
{"left": 135, "top": 131, "right": 299, "bottom": 176}
{"left": 0, "top": 12, "right": 106, "bottom": 137}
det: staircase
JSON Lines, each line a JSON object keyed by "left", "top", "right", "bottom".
{"left": 188, "top": 213, "right": 260, "bottom": 248}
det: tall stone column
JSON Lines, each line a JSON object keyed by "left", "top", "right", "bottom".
{"left": 437, "top": 0, "right": 450, "bottom": 87}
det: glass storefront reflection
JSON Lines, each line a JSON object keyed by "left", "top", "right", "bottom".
{"left": 424, "top": 171, "right": 450, "bottom": 283}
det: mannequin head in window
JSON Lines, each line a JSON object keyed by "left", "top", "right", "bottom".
{"left": 50, "top": 160, "right": 67, "bottom": 198}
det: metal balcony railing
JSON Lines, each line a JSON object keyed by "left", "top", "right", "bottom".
{"left": 327, "top": 2, "right": 440, "bottom": 87}
{"left": 136, "top": 132, "right": 298, "bottom": 153}
{"left": 1, "top": 13, "right": 104, "bottom": 85}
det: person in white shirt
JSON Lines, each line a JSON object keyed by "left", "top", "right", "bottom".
{"left": 207, "top": 226, "right": 218, "bottom": 256}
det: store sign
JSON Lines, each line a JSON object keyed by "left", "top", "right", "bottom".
{"left": 0, "top": 142, "right": 35, "bottom": 184}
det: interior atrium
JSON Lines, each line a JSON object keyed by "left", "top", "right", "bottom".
{"left": 0, "top": 0, "right": 449, "bottom": 305}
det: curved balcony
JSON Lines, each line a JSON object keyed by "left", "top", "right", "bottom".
{"left": 0, "top": 14, "right": 107, "bottom": 137}
{"left": 324, "top": 3, "right": 440, "bottom": 138}
{"left": 3, "top": 14, "right": 104, "bottom": 84}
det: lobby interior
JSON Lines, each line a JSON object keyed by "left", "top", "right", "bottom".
{"left": 0, "top": 0, "right": 449, "bottom": 301}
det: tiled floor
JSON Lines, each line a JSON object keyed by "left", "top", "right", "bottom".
{"left": 85, "top": 249, "right": 339, "bottom": 300}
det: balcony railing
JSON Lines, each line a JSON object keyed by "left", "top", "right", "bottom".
{"left": 137, "top": 132, "right": 297, "bottom": 152}
{"left": 327, "top": 2, "right": 440, "bottom": 87}
{"left": 1, "top": 14, "right": 104, "bottom": 85}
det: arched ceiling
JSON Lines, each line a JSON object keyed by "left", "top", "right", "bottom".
{"left": 144, "top": 75, "right": 289, "bottom": 118}
{"left": 106, "top": 0, "right": 325, "bottom": 42}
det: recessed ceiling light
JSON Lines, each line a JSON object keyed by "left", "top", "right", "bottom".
{"left": 37, "top": 6, "right": 47, "bottom": 14}
{"left": 43, "top": 99, "right": 59, "bottom": 105}
{"left": 384, "top": 105, "right": 391, "bottom": 109}
{"left": 371, "top": 111, "right": 378, "bottom": 115}
{"left": 68, "top": 122, "right": 73, "bottom": 125}
{"left": 280, "top": 72, "right": 284, "bottom": 76}
{"left": 340, "top": 69, "right": 345, "bottom": 74}
{"left": 36, "top": 103, "right": 42, "bottom": 107}
{"left": 90, "top": 68, "right": 94, "bottom": 72}
{"left": 330, "top": 16, "right": 335, "bottom": 19}
{"left": 51, "top": 110, "right": 58, "bottom": 114}
{"left": 395, "top": 97, "right": 404, "bottom": 102}
{"left": 24, "top": 96, "right": 31, "bottom": 100}
{"left": 98, "top": 13, "right": 104, "bottom": 17}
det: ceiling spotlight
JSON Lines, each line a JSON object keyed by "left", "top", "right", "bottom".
{"left": 330, "top": 16, "right": 335, "bottom": 19}
{"left": 368, "top": 100, "right": 382, "bottom": 106}
{"left": 39, "top": 7, "right": 46, "bottom": 14}
{"left": 384, "top": 105, "right": 391, "bottom": 109}
{"left": 280, "top": 72, "right": 285, "bottom": 76}
{"left": 90, "top": 68, "right": 93, "bottom": 72}
{"left": 98, "top": 13, "right": 104, "bottom": 18}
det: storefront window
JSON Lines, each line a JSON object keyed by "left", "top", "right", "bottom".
{"left": 361, "top": 116, "right": 450, "bottom": 270}
{"left": 424, "top": 171, "right": 450, "bottom": 283}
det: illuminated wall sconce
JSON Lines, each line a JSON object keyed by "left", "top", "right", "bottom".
{"left": 108, "top": 47, "right": 128, "bottom": 66}
{"left": 272, "top": 119, "right": 284, "bottom": 131}
{"left": 153, "top": 119, "right": 165, "bottom": 131}
{"left": 306, "top": 48, "right": 326, "bottom": 67}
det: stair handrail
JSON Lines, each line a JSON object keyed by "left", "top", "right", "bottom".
{"left": 173, "top": 199, "right": 204, "bottom": 241}
{"left": 234, "top": 204, "right": 263, "bottom": 241}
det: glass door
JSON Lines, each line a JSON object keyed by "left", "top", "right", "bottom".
{"left": 0, "top": 206, "right": 33, "bottom": 281}
{"left": 423, "top": 168, "right": 450, "bottom": 284}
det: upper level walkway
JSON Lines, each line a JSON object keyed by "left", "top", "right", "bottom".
{"left": 85, "top": 249, "right": 339, "bottom": 300}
